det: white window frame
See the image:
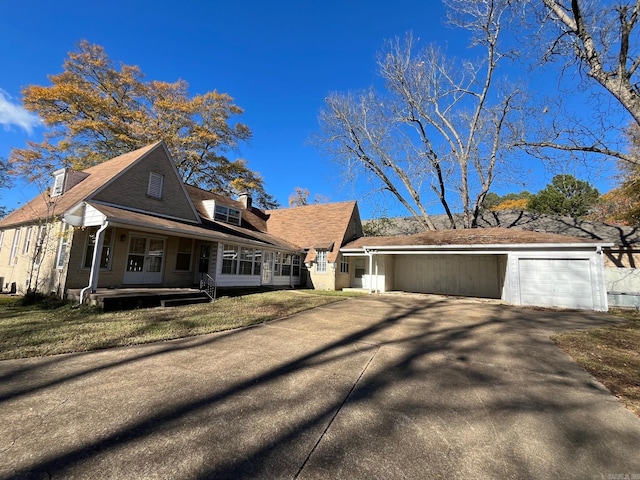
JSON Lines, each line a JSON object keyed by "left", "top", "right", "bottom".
{"left": 33, "top": 225, "right": 47, "bottom": 266}
{"left": 51, "top": 170, "right": 65, "bottom": 197}
{"left": 214, "top": 204, "right": 242, "bottom": 226}
{"left": 22, "top": 226, "right": 33, "bottom": 255}
{"left": 147, "top": 172, "right": 164, "bottom": 199}
{"left": 221, "top": 244, "right": 239, "bottom": 274}
{"left": 56, "top": 224, "right": 70, "bottom": 270}
{"left": 292, "top": 255, "right": 301, "bottom": 277}
{"left": 316, "top": 250, "right": 327, "bottom": 274}
{"left": 9, "top": 228, "right": 21, "bottom": 266}
{"left": 339, "top": 256, "right": 349, "bottom": 274}
{"left": 0, "top": 230, "right": 4, "bottom": 254}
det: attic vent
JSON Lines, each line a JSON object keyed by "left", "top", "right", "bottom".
{"left": 147, "top": 172, "right": 164, "bottom": 199}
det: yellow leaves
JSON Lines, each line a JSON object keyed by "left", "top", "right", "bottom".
{"left": 491, "top": 198, "right": 530, "bottom": 211}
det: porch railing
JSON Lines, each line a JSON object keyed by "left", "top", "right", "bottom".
{"left": 200, "top": 273, "right": 217, "bottom": 301}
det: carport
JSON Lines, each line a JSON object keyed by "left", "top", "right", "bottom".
{"left": 341, "top": 228, "right": 611, "bottom": 311}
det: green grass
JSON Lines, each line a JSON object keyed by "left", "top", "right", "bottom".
{"left": 552, "top": 309, "right": 640, "bottom": 417}
{"left": 0, "top": 290, "right": 364, "bottom": 360}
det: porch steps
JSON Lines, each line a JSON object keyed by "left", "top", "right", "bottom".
{"left": 160, "top": 294, "right": 211, "bottom": 308}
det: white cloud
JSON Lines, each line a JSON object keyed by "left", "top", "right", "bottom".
{"left": 0, "top": 88, "right": 42, "bottom": 135}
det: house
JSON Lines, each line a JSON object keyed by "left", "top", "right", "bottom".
{"left": 0, "top": 142, "right": 359, "bottom": 304}
{"left": 0, "top": 142, "right": 614, "bottom": 311}
{"left": 341, "top": 228, "right": 612, "bottom": 311}
{"left": 265, "top": 201, "right": 363, "bottom": 290}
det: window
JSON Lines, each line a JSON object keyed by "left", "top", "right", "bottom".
{"left": 281, "top": 254, "right": 292, "bottom": 276}
{"left": 9, "top": 228, "right": 21, "bottom": 266}
{"left": 239, "top": 247, "right": 261, "bottom": 275}
{"left": 214, "top": 204, "right": 241, "bottom": 226}
{"left": 126, "top": 237, "right": 147, "bottom": 272}
{"left": 56, "top": 224, "right": 70, "bottom": 270}
{"left": 175, "top": 238, "right": 193, "bottom": 271}
{"left": 0, "top": 230, "right": 4, "bottom": 254}
{"left": 83, "top": 227, "right": 113, "bottom": 269}
{"left": 222, "top": 244, "right": 238, "bottom": 274}
{"left": 51, "top": 170, "right": 65, "bottom": 197}
{"left": 34, "top": 226, "right": 47, "bottom": 266}
{"left": 292, "top": 255, "right": 301, "bottom": 276}
{"left": 274, "top": 252, "right": 282, "bottom": 276}
{"left": 22, "top": 227, "right": 33, "bottom": 255}
{"left": 316, "top": 250, "right": 327, "bottom": 273}
{"left": 339, "top": 256, "right": 349, "bottom": 274}
{"left": 147, "top": 172, "right": 164, "bottom": 199}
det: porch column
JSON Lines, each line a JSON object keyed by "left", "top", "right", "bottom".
{"left": 88, "top": 222, "right": 109, "bottom": 292}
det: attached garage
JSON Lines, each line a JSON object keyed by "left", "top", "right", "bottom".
{"left": 342, "top": 228, "right": 611, "bottom": 311}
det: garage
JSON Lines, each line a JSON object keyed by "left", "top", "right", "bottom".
{"left": 518, "top": 258, "right": 594, "bottom": 310}
{"left": 341, "top": 228, "right": 611, "bottom": 311}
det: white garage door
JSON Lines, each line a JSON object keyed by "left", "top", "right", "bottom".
{"left": 518, "top": 258, "right": 594, "bottom": 310}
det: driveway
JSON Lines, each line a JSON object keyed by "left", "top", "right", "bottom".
{"left": 1, "top": 294, "right": 639, "bottom": 479}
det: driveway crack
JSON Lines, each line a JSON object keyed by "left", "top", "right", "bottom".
{"left": 294, "top": 345, "right": 380, "bottom": 479}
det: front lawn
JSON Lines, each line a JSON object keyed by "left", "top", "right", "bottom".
{"left": 0, "top": 290, "right": 362, "bottom": 360}
{"left": 552, "top": 309, "right": 640, "bottom": 417}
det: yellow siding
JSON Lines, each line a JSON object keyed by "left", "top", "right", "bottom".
{"left": 91, "top": 147, "right": 198, "bottom": 222}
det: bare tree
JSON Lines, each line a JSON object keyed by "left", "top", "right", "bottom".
{"left": 520, "top": 0, "right": 640, "bottom": 164}
{"left": 317, "top": 0, "right": 522, "bottom": 229}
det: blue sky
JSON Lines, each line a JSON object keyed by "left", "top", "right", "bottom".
{"left": 0, "top": 0, "right": 622, "bottom": 219}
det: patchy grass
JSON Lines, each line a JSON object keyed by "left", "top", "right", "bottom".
{"left": 0, "top": 290, "right": 362, "bottom": 360}
{"left": 552, "top": 309, "right": 640, "bottom": 417}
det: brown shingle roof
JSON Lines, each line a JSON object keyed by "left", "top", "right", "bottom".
{"left": 0, "top": 142, "right": 160, "bottom": 228}
{"left": 88, "top": 203, "right": 299, "bottom": 250}
{"left": 343, "top": 227, "right": 606, "bottom": 249}
{"left": 185, "top": 185, "right": 268, "bottom": 232}
{"left": 266, "top": 201, "right": 359, "bottom": 262}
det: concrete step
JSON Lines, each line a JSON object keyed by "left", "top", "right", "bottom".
{"left": 160, "top": 296, "right": 211, "bottom": 308}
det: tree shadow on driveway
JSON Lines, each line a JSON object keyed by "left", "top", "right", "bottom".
{"left": 1, "top": 295, "right": 638, "bottom": 479}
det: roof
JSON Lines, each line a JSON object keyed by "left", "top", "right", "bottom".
{"left": 185, "top": 184, "right": 268, "bottom": 232}
{"left": 0, "top": 142, "right": 160, "bottom": 228}
{"left": 363, "top": 210, "right": 640, "bottom": 248}
{"left": 87, "top": 203, "right": 298, "bottom": 250}
{"left": 265, "top": 201, "right": 359, "bottom": 262}
{"left": 343, "top": 227, "right": 606, "bottom": 249}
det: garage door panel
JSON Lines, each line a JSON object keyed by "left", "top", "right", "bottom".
{"left": 519, "top": 258, "right": 593, "bottom": 310}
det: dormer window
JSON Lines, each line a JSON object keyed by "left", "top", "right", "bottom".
{"left": 51, "top": 169, "right": 66, "bottom": 197}
{"left": 214, "top": 204, "right": 241, "bottom": 226}
{"left": 147, "top": 172, "right": 164, "bottom": 199}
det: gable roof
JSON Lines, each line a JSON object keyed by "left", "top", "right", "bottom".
{"left": 0, "top": 142, "right": 161, "bottom": 228}
{"left": 265, "top": 201, "right": 361, "bottom": 262}
{"left": 343, "top": 227, "right": 607, "bottom": 250}
{"left": 366, "top": 210, "right": 640, "bottom": 248}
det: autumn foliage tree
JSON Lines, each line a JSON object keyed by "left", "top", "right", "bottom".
{"left": 10, "top": 40, "right": 278, "bottom": 208}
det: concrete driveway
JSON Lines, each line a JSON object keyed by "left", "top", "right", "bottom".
{"left": 2, "top": 294, "right": 640, "bottom": 479}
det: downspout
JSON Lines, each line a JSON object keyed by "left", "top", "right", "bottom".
{"left": 79, "top": 221, "right": 109, "bottom": 305}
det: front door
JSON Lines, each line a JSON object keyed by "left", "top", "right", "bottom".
{"left": 123, "top": 235, "right": 165, "bottom": 284}
{"left": 353, "top": 258, "right": 366, "bottom": 288}
{"left": 262, "top": 251, "right": 274, "bottom": 285}
{"left": 196, "top": 243, "right": 212, "bottom": 286}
